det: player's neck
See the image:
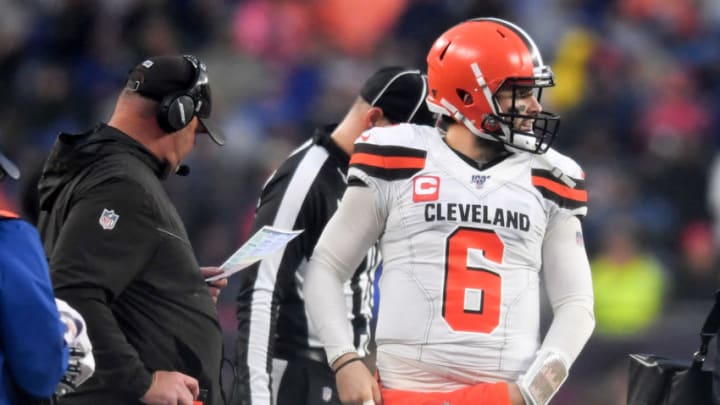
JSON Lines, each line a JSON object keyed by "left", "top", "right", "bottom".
{"left": 445, "top": 125, "right": 506, "bottom": 164}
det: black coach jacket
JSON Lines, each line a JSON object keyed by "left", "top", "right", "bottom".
{"left": 37, "top": 124, "right": 222, "bottom": 405}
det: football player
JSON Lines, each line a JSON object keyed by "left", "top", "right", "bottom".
{"left": 303, "top": 17, "right": 595, "bottom": 405}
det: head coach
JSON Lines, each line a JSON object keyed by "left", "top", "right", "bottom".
{"left": 36, "top": 54, "right": 226, "bottom": 405}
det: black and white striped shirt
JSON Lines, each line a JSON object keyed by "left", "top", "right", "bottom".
{"left": 235, "top": 126, "right": 379, "bottom": 404}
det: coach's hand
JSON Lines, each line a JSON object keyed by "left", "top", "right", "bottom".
{"left": 333, "top": 354, "right": 381, "bottom": 405}
{"left": 141, "top": 371, "right": 199, "bottom": 405}
{"left": 200, "top": 267, "right": 228, "bottom": 304}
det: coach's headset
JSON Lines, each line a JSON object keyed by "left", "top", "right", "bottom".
{"left": 126, "top": 55, "right": 212, "bottom": 134}
{"left": 156, "top": 55, "right": 211, "bottom": 134}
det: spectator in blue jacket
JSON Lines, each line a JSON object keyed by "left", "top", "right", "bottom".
{"left": 0, "top": 149, "right": 94, "bottom": 404}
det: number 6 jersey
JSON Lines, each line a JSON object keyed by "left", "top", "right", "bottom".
{"left": 347, "top": 123, "right": 588, "bottom": 382}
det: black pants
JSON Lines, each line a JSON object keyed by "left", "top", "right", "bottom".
{"left": 275, "top": 357, "right": 342, "bottom": 405}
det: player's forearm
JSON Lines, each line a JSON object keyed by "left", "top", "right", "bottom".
{"left": 518, "top": 306, "right": 593, "bottom": 405}
{"left": 304, "top": 254, "right": 357, "bottom": 365}
{"left": 540, "top": 296, "right": 595, "bottom": 366}
{"left": 521, "top": 215, "right": 595, "bottom": 405}
{"left": 304, "top": 186, "right": 384, "bottom": 365}
{"left": 541, "top": 215, "right": 595, "bottom": 366}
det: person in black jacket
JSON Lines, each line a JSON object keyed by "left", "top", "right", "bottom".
{"left": 234, "top": 67, "right": 437, "bottom": 405}
{"left": 37, "top": 54, "right": 228, "bottom": 405}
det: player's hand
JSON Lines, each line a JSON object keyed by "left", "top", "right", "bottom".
{"left": 141, "top": 371, "right": 199, "bottom": 405}
{"left": 200, "top": 267, "right": 228, "bottom": 304}
{"left": 333, "top": 354, "right": 381, "bottom": 405}
{"left": 508, "top": 383, "right": 526, "bottom": 405}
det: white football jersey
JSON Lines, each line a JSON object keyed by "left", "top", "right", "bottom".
{"left": 348, "top": 123, "right": 587, "bottom": 382}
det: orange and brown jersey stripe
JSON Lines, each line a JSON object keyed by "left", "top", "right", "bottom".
{"left": 531, "top": 169, "right": 587, "bottom": 210}
{"left": 350, "top": 143, "right": 427, "bottom": 180}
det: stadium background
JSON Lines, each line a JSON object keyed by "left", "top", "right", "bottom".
{"left": 0, "top": 0, "right": 719, "bottom": 403}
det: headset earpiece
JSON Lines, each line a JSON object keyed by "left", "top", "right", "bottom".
{"left": 157, "top": 92, "right": 196, "bottom": 133}
{"left": 144, "top": 55, "right": 209, "bottom": 135}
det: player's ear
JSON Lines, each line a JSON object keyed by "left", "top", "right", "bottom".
{"left": 365, "top": 107, "right": 385, "bottom": 129}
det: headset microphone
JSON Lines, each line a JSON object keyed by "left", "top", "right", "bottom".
{"left": 176, "top": 165, "right": 191, "bottom": 176}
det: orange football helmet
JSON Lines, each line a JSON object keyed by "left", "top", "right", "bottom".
{"left": 426, "top": 18, "right": 559, "bottom": 154}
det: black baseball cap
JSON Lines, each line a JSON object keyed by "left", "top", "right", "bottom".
{"left": 360, "top": 67, "right": 437, "bottom": 126}
{"left": 0, "top": 150, "right": 20, "bottom": 180}
{"left": 126, "top": 55, "right": 225, "bottom": 146}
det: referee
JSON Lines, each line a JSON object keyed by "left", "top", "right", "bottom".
{"left": 235, "top": 67, "right": 436, "bottom": 405}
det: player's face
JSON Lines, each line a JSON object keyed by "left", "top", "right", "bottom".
{"left": 495, "top": 87, "right": 542, "bottom": 134}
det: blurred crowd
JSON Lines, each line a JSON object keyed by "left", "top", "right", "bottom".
{"left": 1, "top": 0, "right": 720, "bottom": 403}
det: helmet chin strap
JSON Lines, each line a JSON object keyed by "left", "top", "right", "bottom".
{"left": 433, "top": 98, "right": 497, "bottom": 143}
{"left": 481, "top": 114, "right": 535, "bottom": 151}
{"left": 507, "top": 130, "right": 541, "bottom": 151}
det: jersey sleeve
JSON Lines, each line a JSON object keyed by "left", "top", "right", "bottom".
{"left": 348, "top": 125, "right": 428, "bottom": 216}
{"left": 51, "top": 177, "right": 159, "bottom": 296}
{"left": 532, "top": 149, "right": 588, "bottom": 224}
{"left": 350, "top": 142, "right": 427, "bottom": 181}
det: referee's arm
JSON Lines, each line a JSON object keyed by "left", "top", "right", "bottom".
{"left": 235, "top": 169, "right": 319, "bottom": 404}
